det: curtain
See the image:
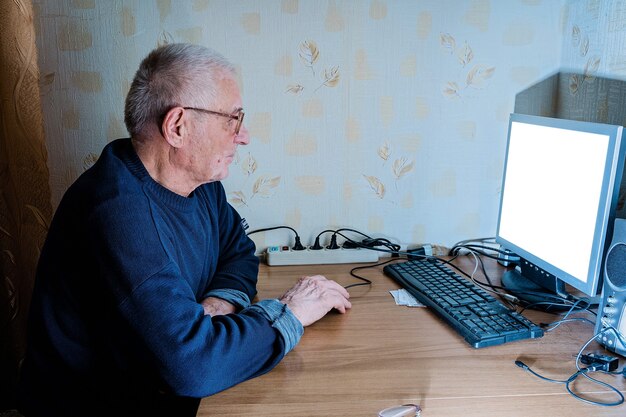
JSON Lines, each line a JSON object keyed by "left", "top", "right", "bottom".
{"left": 0, "top": 0, "right": 52, "bottom": 409}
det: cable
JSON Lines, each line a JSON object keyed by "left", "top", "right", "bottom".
{"left": 311, "top": 229, "right": 341, "bottom": 250}
{"left": 450, "top": 243, "right": 512, "bottom": 259}
{"left": 571, "top": 327, "right": 626, "bottom": 406}
{"left": 541, "top": 299, "right": 595, "bottom": 332}
{"left": 437, "top": 246, "right": 598, "bottom": 318}
{"left": 515, "top": 360, "right": 577, "bottom": 384}
{"left": 450, "top": 242, "right": 599, "bottom": 314}
{"left": 449, "top": 244, "right": 592, "bottom": 312}
{"left": 345, "top": 258, "right": 405, "bottom": 289}
{"left": 333, "top": 227, "right": 372, "bottom": 240}
{"left": 307, "top": 227, "right": 410, "bottom": 289}
{"left": 333, "top": 228, "right": 401, "bottom": 253}
{"left": 519, "top": 299, "right": 595, "bottom": 314}
{"left": 461, "top": 249, "right": 515, "bottom": 307}
{"left": 454, "top": 236, "right": 497, "bottom": 244}
{"left": 441, "top": 247, "right": 564, "bottom": 310}
{"left": 515, "top": 360, "right": 623, "bottom": 407}
{"left": 247, "top": 225, "right": 305, "bottom": 250}
{"left": 332, "top": 231, "right": 435, "bottom": 260}
{"left": 542, "top": 317, "right": 596, "bottom": 328}
{"left": 516, "top": 326, "right": 626, "bottom": 407}
{"left": 248, "top": 225, "right": 299, "bottom": 236}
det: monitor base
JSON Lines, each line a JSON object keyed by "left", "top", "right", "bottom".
{"left": 502, "top": 269, "right": 582, "bottom": 312}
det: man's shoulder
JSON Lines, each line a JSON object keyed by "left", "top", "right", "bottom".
{"left": 61, "top": 139, "right": 149, "bottom": 216}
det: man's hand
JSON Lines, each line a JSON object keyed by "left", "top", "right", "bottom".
{"left": 279, "top": 275, "right": 351, "bottom": 327}
{"left": 201, "top": 297, "right": 237, "bottom": 317}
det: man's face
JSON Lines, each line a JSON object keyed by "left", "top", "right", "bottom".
{"left": 184, "top": 76, "right": 250, "bottom": 184}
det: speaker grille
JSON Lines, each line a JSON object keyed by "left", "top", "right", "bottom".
{"left": 606, "top": 243, "right": 626, "bottom": 289}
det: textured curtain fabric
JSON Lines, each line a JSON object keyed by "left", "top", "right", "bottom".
{"left": 0, "top": 0, "right": 52, "bottom": 410}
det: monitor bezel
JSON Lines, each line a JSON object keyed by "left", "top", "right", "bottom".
{"left": 496, "top": 113, "right": 626, "bottom": 297}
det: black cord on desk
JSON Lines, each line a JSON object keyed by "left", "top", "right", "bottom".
{"left": 345, "top": 258, "right": 405, "bottom": 289}
{"left": 515, "top": 326, "right": 626, "bottom": 407}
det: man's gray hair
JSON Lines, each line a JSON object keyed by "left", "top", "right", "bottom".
{"left": 124, "top": 43, "right": 235, "bottom": 137}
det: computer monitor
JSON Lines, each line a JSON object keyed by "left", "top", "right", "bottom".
{"left": 496, "top": 113, "right": 626, "bottom": 308}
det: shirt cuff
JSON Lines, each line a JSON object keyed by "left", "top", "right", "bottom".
{"left": 203, "top": 289, "right": 251, "bottom": 310}
{"left": 243, "top": 299, "right": 304, "bottom": 354}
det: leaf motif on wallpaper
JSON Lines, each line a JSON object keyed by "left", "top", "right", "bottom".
{"left": 392, "top": 158, "right": 415, "bottom": 180}
{"left": 26, "top": 204, "right": 50, "bottom": 230}
{"left": 571, "top": 25, "right": 581, "bottom": 47}
{"left": 583, "top": 56, "right": 600, "bottom": 82}
{"left": 363, "top": 175, "right": 386, "bottom": 199}
{"left": 288, "top": 40, "right": 339, "bottom": 97}
{"left": 252, "top": 175, "right": 281, "bottom": 197}
{"left": 41, "top": 72, "right": 55, "bottom": 87}
{"left": 286, "top": 84, "right": 305, "bottom": 94}
{"left": 569, "top": 74, "right": 580, "bottom": 95}
{"left": 579, "top": 35, "right": 589, "bottom": 57}
{"left": 440, "top": 33, "right": 456, "bottom": 53}
{"left": 324, "top": 66, "right": 340, "bottom": 87}
{"left": 443, "top": 81, "right": 460, "bottom": 99}
{"left": 377, "top": 142, "right": 390, "bottom": 162}
{"left": 466, "top": 65, "right": 495, "bottom": 89}
{"left": 299, "top": 40, "right": 320, "bottom": 75}
{"left": 241, "top": 153, "right": 257, "bottom": 176}
{"left": 229, "top": 191, "right": 248, "bottom": 207}
{"left": 83, "top": 152, "right": 99, "bottom": 171}
{"left": 440, "top": 33, "right": 494, "bottom": 99}
{"left": 158, "top": 31, "right": 175, "bottom": 47}
{"left": 457, "top": 42, "right": 473, "bottom": 67}
{"left": 316, "top": 66, "right": 340, "bottom": 91}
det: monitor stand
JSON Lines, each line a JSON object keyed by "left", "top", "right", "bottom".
{"left": 501, "top": 268, "right": 575, "bottom": 312}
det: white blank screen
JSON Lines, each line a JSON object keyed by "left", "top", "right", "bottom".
{"left": 498, "top": 121, "right": 610, "bottom": 283}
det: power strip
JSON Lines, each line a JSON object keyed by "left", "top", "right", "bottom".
{"left": 266, "top": 246, "right": 379, "bottom": 266}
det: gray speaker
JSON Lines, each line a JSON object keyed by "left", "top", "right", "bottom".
{"left": 595, "top": 218, "right": 626, "bottom": 356}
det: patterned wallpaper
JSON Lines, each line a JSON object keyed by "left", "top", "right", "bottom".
{"left": 561, "top": 0, "right": 626, "bottom": 82}
{"left": 32, "top": 0, "right": 566, "bottom": 251}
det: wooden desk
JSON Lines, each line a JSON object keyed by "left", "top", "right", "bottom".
{"left": 199, "top": 258, "right": 625, "bottom": 416}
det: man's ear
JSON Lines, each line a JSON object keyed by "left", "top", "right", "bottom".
{"left": 161, "top": 107, "right": 186, "bottom": 148}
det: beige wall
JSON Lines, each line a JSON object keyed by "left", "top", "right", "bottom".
{"left": 32, "top": 0, "right": 569, "bottom": 251}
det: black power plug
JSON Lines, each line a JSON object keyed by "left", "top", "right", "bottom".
{"left": 326, "top": 234, "right": 340, "bottom": 250}
{"left": 310, "top": 236, "right": 323, "bottom": 250}
{"left": 341, "top": 240, "right": 359, "bottom": 249}
{"left": 292, "top": 236, "right": 305, "bottom": 251}
{"left": 581, "top": 353, "right": 619, "bottom": 372}
{"left": 360, "top": 238, "right": 381, "bottom": 247}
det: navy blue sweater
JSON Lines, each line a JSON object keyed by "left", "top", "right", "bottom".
{"left": 19, "top": 139, "right": 289, "bottom": 417}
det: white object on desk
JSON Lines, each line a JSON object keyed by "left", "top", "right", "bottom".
{"left": 389, "top": 289, "right": 425, "bottom": 307}
{"left": 378, "top": 403, "right": 421, "bottom": 417}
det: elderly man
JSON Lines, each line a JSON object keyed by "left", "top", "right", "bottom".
{"left": 19, "top": 43, "right": 351, "bottom": 417}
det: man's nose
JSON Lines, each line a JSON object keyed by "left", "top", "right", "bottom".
{"left": 235, "top": 124, "right": 250, "bottom": 145}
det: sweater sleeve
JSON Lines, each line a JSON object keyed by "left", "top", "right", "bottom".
{"left": 203, "top": 288, "right": 251, "bottom": 310}
{"left": 90, "top": 196, "right": 285, "bottom": 398}
{"left": 118, "top": 263, "right": 285, "bottom": 397}
{"left": 244, "top": 299, "right": 304, "bottom": 353}
{"left": 203, "top": 183, "right": 260, "bottom": 300}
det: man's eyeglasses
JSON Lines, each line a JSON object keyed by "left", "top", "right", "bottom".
{"left": 183, "top": 107, "right": 245, "bottom": 135}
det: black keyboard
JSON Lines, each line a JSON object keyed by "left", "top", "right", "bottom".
{"left": 384, "top": 260, "right": 544, "bottom": 348}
